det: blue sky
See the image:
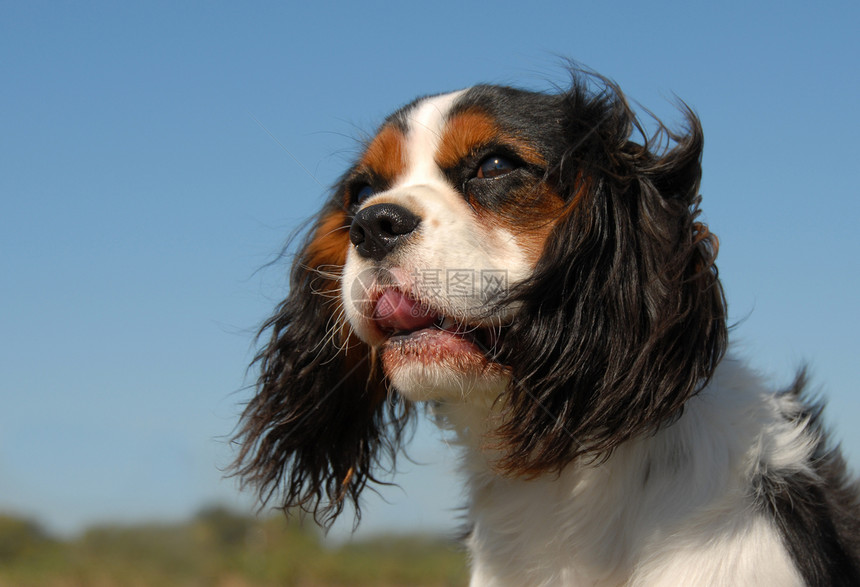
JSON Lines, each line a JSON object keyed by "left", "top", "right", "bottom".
{"left": 2, "top": 1, "right": 858, "bottom": 540}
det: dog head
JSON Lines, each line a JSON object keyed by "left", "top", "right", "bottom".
{"left": 233, "top": 73, "right": 727, "bottom": 524}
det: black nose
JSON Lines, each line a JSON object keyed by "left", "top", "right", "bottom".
{"left": 349, "top": 203, "right": 421, "bottom": 261}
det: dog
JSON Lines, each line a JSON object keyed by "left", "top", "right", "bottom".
{"left": 233, "top": 72, "right": 860, "bottom": 585}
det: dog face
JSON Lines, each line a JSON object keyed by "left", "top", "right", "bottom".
{"left": 341, "top": 88, "right": 568, "bottom": 401}
{"left": 233, "top": 75, "right": 727, "bottom": 525}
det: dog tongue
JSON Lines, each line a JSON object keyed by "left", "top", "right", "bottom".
{"left": 374, "top": 289, "right": 438, "bottom": 332}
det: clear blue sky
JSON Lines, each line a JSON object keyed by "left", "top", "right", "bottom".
{"left": 2, "top": 1, "right": 858, "bottom": 541}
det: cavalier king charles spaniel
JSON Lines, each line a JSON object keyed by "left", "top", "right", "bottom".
{"left": 234, "top": 72, "right": 860, "bottom": 585}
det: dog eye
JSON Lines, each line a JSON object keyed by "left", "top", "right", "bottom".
{"left": 354, "top": 184, "right": 375, "bottom": 204}
{"left": 476, "top": 155, "right": 516, "bottom": 179}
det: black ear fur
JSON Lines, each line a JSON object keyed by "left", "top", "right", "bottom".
{"left": 496, "top": 77, "right": 728, "bottom": 474}
{"left": 232, "top": 200, "right": 411, "bottom": 527}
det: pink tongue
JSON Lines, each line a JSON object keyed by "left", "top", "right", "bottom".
{"left": 374, "top": 289, "right": 438, "bottom": 332}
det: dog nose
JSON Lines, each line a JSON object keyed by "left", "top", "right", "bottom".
{"left": 349, "top": 203, "right": 421, "bottom": 261}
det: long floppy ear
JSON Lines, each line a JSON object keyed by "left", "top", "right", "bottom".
{"left": 232, "top": 197, "right": 410, "bottom": 527}
{"left": 497, "top": 77, "right": 727, "bottom": 474}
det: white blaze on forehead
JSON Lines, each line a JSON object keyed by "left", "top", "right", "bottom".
{"left": 397, "top": 90, "right": 467, "bottom": 187}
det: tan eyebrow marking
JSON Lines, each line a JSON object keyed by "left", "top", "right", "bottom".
{"left": 359, "top": 124, "right": 407, "bottom": 182}
{"left": 436, "top": 109, "right": 546, "bottom": 170}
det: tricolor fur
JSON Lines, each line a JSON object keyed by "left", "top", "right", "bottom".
{"left": 234, "top": 73, "right": 860, "bottom": 585}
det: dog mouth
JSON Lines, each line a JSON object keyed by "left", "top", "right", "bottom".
{"left": 371, "top": 288, "right": 501, "bottom": 359}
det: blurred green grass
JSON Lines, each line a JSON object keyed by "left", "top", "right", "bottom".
{"left": 0, "top": 507, "right": 468, "bottom": 586}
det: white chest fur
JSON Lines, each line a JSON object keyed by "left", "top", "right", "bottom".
{"left": 438, "top": 360, "right": 809, "bottom": 586}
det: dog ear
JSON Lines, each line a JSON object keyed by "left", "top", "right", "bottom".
{"left": 496, "top": 78, "right": 727, "bottom": 474}
{"left": 232, "top": 198, "right": 410, "bottom": 528}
